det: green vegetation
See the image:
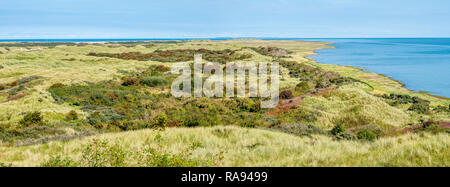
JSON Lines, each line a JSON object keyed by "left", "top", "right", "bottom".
{"left": 88, "top": 48, "right": 252, "bottom": 63}
{"left": 0, "top": 39, "right": 448, "bottom": 167}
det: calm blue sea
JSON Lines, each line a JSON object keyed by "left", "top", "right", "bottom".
{"left": 303, "top": 38, "right": 450, "bottom": 98}
{"left": 1, "top": 38, "right": 449, "bottom": 97}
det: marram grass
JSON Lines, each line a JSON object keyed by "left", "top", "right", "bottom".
{"left": 0, "top": 126, "right": 448, "bottom": 167}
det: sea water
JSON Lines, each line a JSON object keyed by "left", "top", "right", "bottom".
{"left": 304, "top": 38, "right": 450, "bottom": 98}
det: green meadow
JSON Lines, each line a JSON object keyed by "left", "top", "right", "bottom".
{"left": 0, "top": 40, "right": 448, "bottom": 167}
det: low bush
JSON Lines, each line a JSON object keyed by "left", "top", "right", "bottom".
{"left": 235, "top": 98, "right": 261, "bottom": 112}
{"left": 19, "top": 112, "right": 43, "bottom": 126}
{"left": 141, "top": 76, "right": 169, "bottom": 87}
{"left": 66, "top": 110, "right": 79, "bottom": 121}
{"left": 87, "top": 110, "right": 124, "bottom": 126}
{"left": 330, "top": 124, "right": 355, "bottom": 140}
{"left": 277, "top": 59, "right": 352, "bottom": 90}
{"left": 8, "top": 85, "right": 25, "bottom": 96}
{"left": 433, "top": 105, "right": 450, "bottom": 113}
{"left": 356, "top": 129, "right": 377, "bottom": 141}
{"left": 0, "top": 84, "right": 5, "bottom": 90}
{"left": 331, "top": 124, "right": 345, "bottom": 136}
{"left": 41, "top": 156, "right": 78, "bottom": 167}
{"left": 251, "top": 46, "right": 292, "bottom": 57}
{"left": 415, "top": 120, "right": 449, "bottom": 134}
{"left": 41, "top": 138, "right": 217, "bottom": 167}
{"left": 121, "top": 77, "right": 140, "bottom": 86}
{"left": 408, "top": 102, "right": 430, "bottom": 114}
{"left": 17, "top": 75, "right": 42, "bottom": 85}
{"left": 154, "top": 114, "right": 168, "bottom": 128}
{"left": 280, "top": 90, "right": 294, "bottom": 99}
{"left": 88, "top": 49, "right": 252, "bottom": 64}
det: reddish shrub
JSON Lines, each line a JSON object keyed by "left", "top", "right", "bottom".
{"left": 122, "top": 77, "right": 141, "bottom": 86}
{"left": 280, "top": 90, "right": 294, "bottom": 99}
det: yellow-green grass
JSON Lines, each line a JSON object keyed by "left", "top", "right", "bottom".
{"left": 0, "top": 40, "right": 335, "bottom": 123}
{"left": 0, "top": 126, "right": 448, "bottom": 167}
{"left": 1, "top": 40, "right": 449, "bottom": 167}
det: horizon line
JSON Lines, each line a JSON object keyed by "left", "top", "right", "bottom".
{"left": 1, "top": 37, "right": 450, "bottom": 42}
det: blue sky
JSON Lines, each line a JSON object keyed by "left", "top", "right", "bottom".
{"left": 1, "top": 0, "right": 449, "bottom": 39}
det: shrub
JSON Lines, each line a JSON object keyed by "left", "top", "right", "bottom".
{"left": 433, "top": 105, "right": 449, "bottom": 113}
{"left": 331, "top": 124, "right": 345, "bottom": 136}
{"left": 40, "top": 138, "right": 216, "bottom": 167}
{"left": 0, "top": 84, "right": 5, "bottom": 90}
{"left": 19, "top": 112, "right": 43, "bottom": 126}
{"left": 356, "top": 129, "right": 377, "bottom": 141}
{"left": 141, "top": 76, "right": 169, "bottom": 87}
{"left": 408, "top": 102, "right": 430, "bottom": 114}
{"left": 251, "top": 46, "right": 292, "bottom": 57}
{"left": 139, "top": 147, "right": 201, "bottom": 167}
{"left": 41, "top": 156, "right": 78, "bottom": 167}
{"left": 280, "top": 90, "right": 294, "bottom": 99}
{"left": 66, "top": 110, "right": 79, "bottom": 121}
{"left": 155, "top": 114, "right": 168, "bottom": 128}
{"left": 17, "top": 75, "right": 41, "bottom": 84}
{"left": 9, "top": 81, "right": 18, "bottom": 87}
{"left": 238, "top": 114, "right": 265, "bottom": 128}
{"left": 49, "top": 83, "right": 65, "bottom": 89}
{"left": 87, "top": 49, "right": 251, "bottom": 63}
{"left": 0, "top": 65, "right": 4, "bottom": 69}
{"left": 295, "top": 82, "right": 311, "bottom": 93}
{"left": 121, "top": 77, "right": 140, "bottom": 86}
{"left": 8, "top": 85, "right": 25, "bottom": 96}
{"left": 80, "top": 139, "right": 127, "bottom": 167}
{"left": 87, "top": 110, "right": 124, "bottom": 126}
{"left": 155, "top": 65, "right": 169, "bottom": 72}
{"left": 236, "top": 98, "right": 261, "bottom": 112}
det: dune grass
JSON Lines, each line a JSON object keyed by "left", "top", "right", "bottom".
{"left": 0, "top": 126, "right": 448, "bottom": 167}
{"left": 0, "top": 39, "right": 449, "bottom": 167}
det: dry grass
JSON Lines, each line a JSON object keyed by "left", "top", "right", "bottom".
{"left": 0, "top": 126, "right": 448, "bottom": 167}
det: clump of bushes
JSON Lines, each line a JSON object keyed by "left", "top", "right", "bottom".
{"left": 408, "top": 102, "right": 430, "bottom": 114}
{"left": 251, "top": 46, "right": 292, "bottom": 57}
{"left": 19, "top": 112, "right": 43, "bottom": 126}
{"left": 235, "top": 98, "right": 261, "bottom": 112}
{"left": 88, "top": 48, "right": 252, "bottom": 64}
{"left": 66, "top": 110, "right": 79, "bottom": 121}
{"left": 0, "top": 84, "right": 5, "bottom": 90}
{"left": 121, "top": 77, "right": 140, "bottom": 86}
{"left": 330, "top": 124, "right": 355, "bottom": 140}
{"left": 154, "top": 114, "right": 168, "bottom": 128}
{"left": 141, "top": 76, "right": 169, "bottom": 87}
{"left": 356, "top": 129, "right": 377, "bottom": 141}
{"left": 381, "top": 94, "right": 427, "bottom": 105}
{"left": 42, "top": 138, "right": 219, "bottom": 167}
{"left": 381, "top": 94, "right": 431, "bottom": 113}
{"left": 0, "top": 65, "right": 4, "bottom": 69}
{"left": 277, "top": 59, "right": 352, "bottom": 90}
{"left": 8, "top": 85, "right": 25, "bottom": 96}
{"left": 280, "top": 90, "right": 294, "bottom": 99}
{"left": 87, "top": 110, "right": 125, "bottom": 127}
{"left": 17, "top": 75, "right": 42, "bottom": 85}
{"left": 432, "top": 105, "right": 449, "bottom": 113}
{"left": 414, "top": 120, "right": 450, "bottom": 134}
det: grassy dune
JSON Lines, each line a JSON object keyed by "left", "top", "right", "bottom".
{"left": 0, "top": 126, "right": 448, "bottom": 167}
{"left": 0, "top": 40, "right": 449, "bottom": 166}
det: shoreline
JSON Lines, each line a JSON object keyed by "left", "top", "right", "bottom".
{"left": 307, "top": 41, "right": 450, "bottom": 101}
